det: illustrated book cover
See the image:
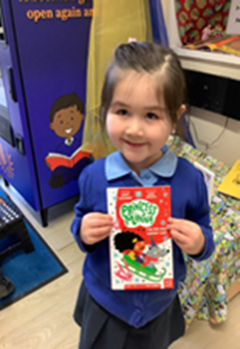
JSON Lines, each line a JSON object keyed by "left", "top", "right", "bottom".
{"left": 45, "top": 146, "right": 91, "bottom": 171}
{"left": 217, "top": 159, "right": 240, "bottom": 199}
{"left": 107, "top": 186, "right": 174, "bottom": 290}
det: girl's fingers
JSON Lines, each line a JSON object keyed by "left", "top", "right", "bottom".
{"left": 89, "top": 220, "right": 113, "bottom": 229}
{"left": 167, "top": 218, "right": 195, "bottom": 236}
{"left": 81, "top": 212, "right": 114, "bottom": 245}
{"left": 169, "top": 220, "right": 205, "bottom": 255}
{"left": 88, "top": 212, "right": 113, "bottom": 220}
{"left": 170, "top": 229, "right": 188, "bottom": 245}
{"left": 90, "top": 226, "right": 112, "bottom": 237}
{"left": 83, "top": 213, "right": 113, "bottom": 228}
{"left": 81, "top": 225, "right": 112, "bottom": 245}
{"left": 170, "top": 229, "right": 194, "bottom": 253}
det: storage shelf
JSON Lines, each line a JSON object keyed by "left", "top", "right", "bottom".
{"left": 173, "top": 47, "right": 240, "bottom": 81}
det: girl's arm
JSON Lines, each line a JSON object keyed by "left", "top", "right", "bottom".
{"left": 167, "top": 170, "right": 215, "bottom": 261}
{"left": 71, "top": 168, "right": 112, "bottom": 252}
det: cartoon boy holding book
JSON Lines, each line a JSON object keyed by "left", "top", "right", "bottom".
{"left": 45, "top": 93, "right": 91, "bottom": 188}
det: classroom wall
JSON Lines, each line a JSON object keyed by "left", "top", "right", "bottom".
{"left": 161, "top": 0, "right": 240, "bottom": 165}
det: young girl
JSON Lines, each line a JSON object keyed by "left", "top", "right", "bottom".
{"left": 71, "top": 42, "right": 215, "bottom": 349}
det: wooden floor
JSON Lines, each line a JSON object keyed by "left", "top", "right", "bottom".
{"left": 0, "top": 181, "right": 240, "bottom": 349}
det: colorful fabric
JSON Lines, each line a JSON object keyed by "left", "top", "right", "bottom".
{"left": 168, "top": 136, "right": 240, "bottom": 329}
{"left": 175, "top": 0, "right": 231, "bottom": 44}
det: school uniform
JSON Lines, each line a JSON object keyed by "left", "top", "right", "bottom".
{"left": 71, "top": 145, "right": 215, "bottom": 349}
{"left": 74, "top": 281, "right": 185, "bottom": 349}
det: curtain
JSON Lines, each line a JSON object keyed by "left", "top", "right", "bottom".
{"left": 149, "top": 0, "right": 169, "bottom": 47}
{"left": 82, "top": 0, "right": 153, "bottom": 159}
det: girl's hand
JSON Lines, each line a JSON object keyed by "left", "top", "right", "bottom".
{"left": 167, "top": 218, "right": 205, "bottom": 256}
{"left": 80, "top": 213, "right": 113, "bottom": 245}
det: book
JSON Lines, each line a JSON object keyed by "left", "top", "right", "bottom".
{"left": 194, "top": 162, "right": 215, "bottom": 205}
{"left": 45, "top": 145, "right": 91, "bottom": 171}
{"left": 107, "top": 186, "right": 174, "bottom": 290}
{"left": 217, "top": 159, "right": 240, "bottom": 199}
{"left": 184, "top": 35, "right": 240, "bottom": 56}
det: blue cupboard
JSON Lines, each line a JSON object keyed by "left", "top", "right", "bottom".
{"left": 0, "top": 0, "right": 92, "bottom": 225}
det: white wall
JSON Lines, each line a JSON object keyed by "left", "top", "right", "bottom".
{"left": 161, "top": 0, "right": 169, "bottom": 29}
{"left": 188, "top": 107, "right": 240, "bottom": 165}
{"left": 161, "top": 0, "right": 240, "bottom": 165}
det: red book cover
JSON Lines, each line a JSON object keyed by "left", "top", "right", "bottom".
{"left": 107, "top": 186, "right": 174, "bottom": 290}
{"left": 45, "top": 146, "right": 91, "bottom": 171}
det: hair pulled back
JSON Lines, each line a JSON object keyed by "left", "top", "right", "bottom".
{"left": 99, "top": 42, "right": 186, "bottom": 132}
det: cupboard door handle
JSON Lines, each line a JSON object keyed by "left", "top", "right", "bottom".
{"left": 7, "top": 67, "right": 17, "bottom": 102}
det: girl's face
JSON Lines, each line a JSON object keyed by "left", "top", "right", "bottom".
{"left": 106, "top": 71, "right": 174, "bottom": 175}
{"left": 133, "top": 241, "right": 145, "bottom": 255}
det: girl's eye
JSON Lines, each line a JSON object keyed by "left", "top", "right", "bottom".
{"left": 117, "top": 109, "right": 128, "bottom": 116}
{"left": 146, "top": 113, "right": 159, "bottom": 120}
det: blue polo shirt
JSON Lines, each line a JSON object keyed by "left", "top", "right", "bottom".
{"left": 106, "top": 145, "right": 177, "bottom": 186}
{"left": 71, "top": 146, "right": 214, "bottom": 328}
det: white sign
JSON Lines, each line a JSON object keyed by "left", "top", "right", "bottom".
{"left": 226, "top": 0, "right": 240, "bottom": 34}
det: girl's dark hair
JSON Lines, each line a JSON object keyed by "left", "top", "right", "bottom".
{"left": 99, "top": 42, "right": 186, "bottom": 138}
{"left": 114, "top": 232, "right": 143, "bottom": 252}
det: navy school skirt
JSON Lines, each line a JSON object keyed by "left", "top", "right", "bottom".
{"left": 74, "top": 281, "right": 185, "bottom": 349}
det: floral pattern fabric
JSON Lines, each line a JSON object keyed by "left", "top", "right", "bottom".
{"left": 168, "top": 136, "right": 240, "bottom": 329}
{"left": 175, "top": 0, "right": 231, "bottom": 44}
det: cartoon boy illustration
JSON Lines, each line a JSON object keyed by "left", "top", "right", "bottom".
{"left": 45, "top": 92, "right": 92, "bottom": 188}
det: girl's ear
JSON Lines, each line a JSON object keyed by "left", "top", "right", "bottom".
{"left": 177, "top": 104, "right": 186, "bottom": 120}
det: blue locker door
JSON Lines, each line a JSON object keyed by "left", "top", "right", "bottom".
{"left": 0, "top": 2, "right": 41, "bottom": 210}
{"left": 8, "top": 1, "right": 93, "bottom": 210}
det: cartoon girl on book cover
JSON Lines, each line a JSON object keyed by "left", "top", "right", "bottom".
{"left": 45, "top": 93, "right": 92, "bottom": 189}
{"left": 114, "top": 231, "right": 168, "bottom": 282}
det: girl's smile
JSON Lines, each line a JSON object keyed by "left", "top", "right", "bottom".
{"left": 123, "top": 139, "right": 148, "bottom": 148}
{"left": 106, "top": 71, "right": 174, "bottom": 175}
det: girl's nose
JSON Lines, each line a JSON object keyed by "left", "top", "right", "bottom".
{"left": 126, "top": 117, "right": 144, "bottom": 137}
